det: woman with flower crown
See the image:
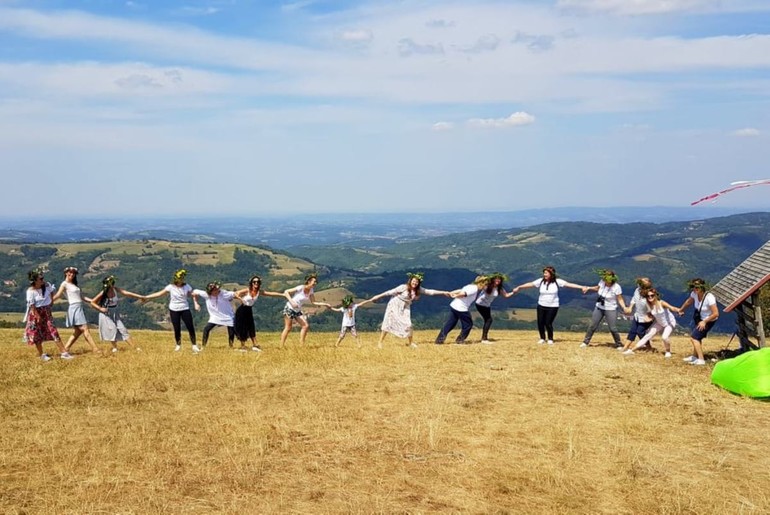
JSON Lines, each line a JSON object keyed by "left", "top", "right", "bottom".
{"left": 366, "top": 273, "right": 451, "bottom": 348}
{"left": 23, "top": 268, "right": 71, "bottom": 362}
{"left": 89, "top": 275, "right": 144, "bottom": 353}
{"left": 53, "top": 266, "right": 104, "bottom": 357}
{"left": 233, "top": 275, "right": 284, "bottom": 352}
{"left": 143, "top": 269, "right": 201, "bottom": 353}
{"left": 580, "top": 269, "right": 628, "bottom": 349}
{"left": 279, "top": 273, "right": 331, "bottom": 345}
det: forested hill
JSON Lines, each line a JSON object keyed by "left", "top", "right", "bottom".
{"left": 288, "top": 212, "right": 770, "bottom": 291}
{"left": 1, "top": 213, "right": 768, "bottom": 334}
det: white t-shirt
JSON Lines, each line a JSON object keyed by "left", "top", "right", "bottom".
{"left": 596, "top": 280, "right": 622, "bottom": 311}
{"left": 193, "top": 289, "right": 235, "bottom": 326}
{"left": 475, "top": 288, "right": 498, "bottom": 308}
{"left": 631, "top": 287, "right": 651, "bottom": 322}
{"left": 649, "top": 303, "right": 676, "bottom": 328}
{"left": 691, "top": 291, "right": 717, "bottom": 321}
{"left": 164, "top": 284, "right": 193, "bottom": 312}
{"left": 450, "top": 284, "right": 479, "bottom": 312}
{"left": 531, "top": 278, "right": 567, "bottom": 308}
{"left": 341, "top": 304, "right": 358, "bottom": 327}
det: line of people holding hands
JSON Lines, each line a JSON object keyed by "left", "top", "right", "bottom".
{"left": 22, "top": 266, "right": 718, "bottom": 366}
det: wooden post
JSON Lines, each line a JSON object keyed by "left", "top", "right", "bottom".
{"left": 754, "top": 293, "right": 766, "bottom": 348}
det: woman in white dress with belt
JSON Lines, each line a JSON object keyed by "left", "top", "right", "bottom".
{"left": 366, "top": 273, "right": 451, "bottom": 348}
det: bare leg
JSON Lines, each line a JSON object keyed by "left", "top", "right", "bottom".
{"left": 280, "top": 317, "right": 293, "bottom": 345}
{"left": 378, "top": 331, "right": 387, "bottom": 349}
{"left": 80, "top": 326, "right": 104, "bottom": 355}
{"left": 297, "top": 317, "right": 310, "bottom": 344}
{"left": 691, "top": 338, "right": 705, "bottom": 360}
{"left": 64, "top": 327, "right": 83, "bottom": 352}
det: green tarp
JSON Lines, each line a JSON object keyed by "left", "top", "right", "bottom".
{"left": 711, "top": 347, "right": 770, "bottom": 398}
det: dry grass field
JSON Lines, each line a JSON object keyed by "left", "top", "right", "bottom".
{"left": 1, "top": 327, "right": 768, "bottom": 514}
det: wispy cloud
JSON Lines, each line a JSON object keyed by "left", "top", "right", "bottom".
{"left": 556, "top": 0, "right": 770, "bottom": 15}
{"left": 732, "top": 127, "right": 761, "bottom": 137}
{"left": 432, "top": 121, "right": 454, "bottom": 131}
{"left": 467, "top": 112, "right": 535, "bottom": 129}
{"left": 337, "top": 29, "right": 373, "bottom": 43}
{"left": 458, "top": 34, "right": 500, "bottom": 53}
{"left": 397, "top": 38, "right": 444, "bottom": 56}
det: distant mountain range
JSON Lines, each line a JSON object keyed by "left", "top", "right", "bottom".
{"left": 0, "top": 206, "right": 760, "bottom": 248}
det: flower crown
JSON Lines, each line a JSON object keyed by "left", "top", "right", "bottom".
{"left": 305, "top": 273, "right": 318, "bottom": 283}
{"left": 63, "top": 266, "right": 79, "bottom": 274}
{"left": 102, "top": 275, "right": 116, "bottom": 287}
{"left": 341, "top": 295, "right": 354, "bottom": 308}
{"left": 489, "top": 272, "right": 509, "bottom": 283}
{"left": 28, "top": 267, "right": 47, "bottom": 283}
{"left": 595, "top": 268, "right": 618, "bottom": 283}
{"left": 686, "top": 279, "right": 710, "bottom": 291}
{"left": 407, "top": 272, "right": 424, "bottom": 282}
{"left": 173, "top": 269, "right": 187, "bottom": 282}
{"left": 206, "top": 281, "right": 221, "bottom": 294}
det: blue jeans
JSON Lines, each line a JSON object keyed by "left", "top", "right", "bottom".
{"left": 436, "top": 308, "right": 473, "bottom": 343}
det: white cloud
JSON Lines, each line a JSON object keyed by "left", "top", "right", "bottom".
{"left": 338, "top": 29, "right": 373, "bottom": 43}
{"left": 432, "top": 121, "right": 454, "bottom": 131}
{"left": 467, "top": 112, "right": 535, "bottom": 129}
{"left": 732, "top": 127, "right": 761, "bottom": 137}
{"left": 556, "top": 0, "right": 770, "bottom": 15}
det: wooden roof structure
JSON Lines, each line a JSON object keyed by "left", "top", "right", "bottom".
{"left": 712, "top": 240, "right": 770, "bottom": 313}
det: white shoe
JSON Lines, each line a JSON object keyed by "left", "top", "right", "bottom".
{"left": 617, "top": 346, "right": 625, "bottom": 352}
{"left": 251, "top": 346, "right": 262, "bottom": 352}
{"left": 537, "top": 339, "right": 545, "bottom": 345}
{"left": 174, "top": 344, "right": 181, "bottom": 352}
{"left": 547, "top": 340, "right": 554, "bottom": 345}
{"left": 112, "top": 348, "right": 119, "bottom": 353}
{"left": 691, "top": 359, "right": 706, "bottom": 366}
{"left": 40, "top": 353, "right": 52, "bottom": 362}
{"left": 579, "top": 343, "right": 589, "bottom": 348}
{"left": 481, "top": 340, "right": 493, "bottom": 345}
{"left": 682, "top": 355, "right": 696, "bottom": 362}
{"left": 409, "top": 343, "right": 418, "bottom": 349}
{"left": 192, "top": 344, "right": 201, "bottom": 353}
{"left": 60, "top": 352, "right": 74, "bottom": 360}
{"left": 622, "top": 349, "right": 634, "bottom": 356}
{"left": 664, "top": 352, "right": 672, "bottom": 359}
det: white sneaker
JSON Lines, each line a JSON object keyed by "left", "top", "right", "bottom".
{"left": 579, "top": 343, "right": 589, "bottom": 348}
{"left": 192, "top": 344, "right": 201, "bottom": 353}
{"left": 622, "top": 349, "right": 634, "bottom": 356}
{"left": 617, "top": 346, "right": 625, "bottom": 352}
{"left": 537, "top": 339, "right": 545, "bottom": 345}
{"left": 547, "top": 340, "right": 554, "bottom": 345}
{"left": 691, "top": 359, "right": 706, "bottom": 366}
{"left": 682, "top": 355, "right": 696, "bottom": 362}
{"left": 251, "top": 346, "right": 262, "bottom": 352}
{"left": 481, "top": 340, "right": 493, "bottom": 345}
{"left": 409, "top": 343, "right": 418, "bottom": 349}
{"left": 174, "top": 344, "right": 181, "bottom": 352}
{"left": 112, "top": 348, "right": 119, "bottom": 353}
{"left": 40, "top": 353, "right": 52, "bottom": 362}
{"left": 60, "top": 352, "right": 74, "bottom": 360}
{"left": 664, "top": 352, "right": 672, "bottom": 359}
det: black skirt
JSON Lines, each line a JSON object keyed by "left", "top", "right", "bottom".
{"left": 234, "top": 304, "right": 256, "bottom": 342}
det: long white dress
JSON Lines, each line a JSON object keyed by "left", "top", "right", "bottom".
{"left": 381, "top": 285, "right": 441, "bottom": 338}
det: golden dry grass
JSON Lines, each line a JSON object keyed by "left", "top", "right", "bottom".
{"left": 1, "top": 327, "right": 769, "bottom": 514}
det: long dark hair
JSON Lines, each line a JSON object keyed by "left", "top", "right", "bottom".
{"left": 99, "top": 276, "right": 116, "bottom": 307}
{"left": 406, "top": 276, "right": 422, "bottom": 300}
{"left": 542, "top": 266, "right": 557, "bottom": 286}
{"left": 249, "top": 275, "right": 262, "bottom": 295}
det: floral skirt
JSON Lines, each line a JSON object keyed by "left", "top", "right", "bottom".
{"left": 25, "top": 305, "right": 61, "bottom": 345}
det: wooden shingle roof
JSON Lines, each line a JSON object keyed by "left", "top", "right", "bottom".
{"left": 712, "top": 240, "right": 770, "bottom": 313}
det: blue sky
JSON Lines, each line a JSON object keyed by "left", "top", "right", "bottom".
{"left": 2, "top": 0, "right": 770, "bottom": 216}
